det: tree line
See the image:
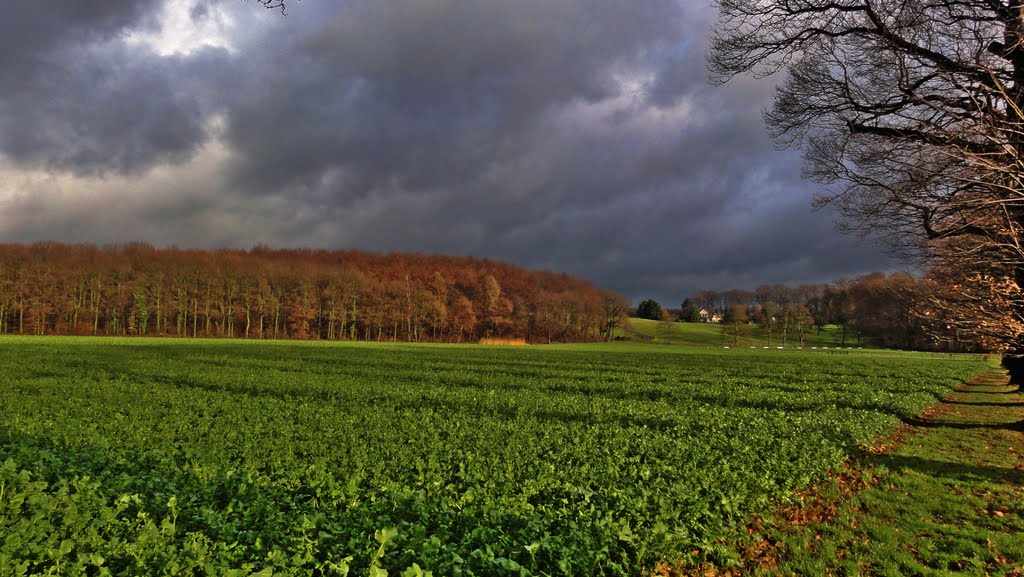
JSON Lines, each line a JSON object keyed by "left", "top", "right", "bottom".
{"left": 678, "top": 272, "right": 976, "bottom": 352}
{"left": 0, "top": 243, "right": 629, "bottom": 343}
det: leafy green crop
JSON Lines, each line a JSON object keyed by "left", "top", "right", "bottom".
{"left": 0, "top": 338, "right": 984, "bottom": 576}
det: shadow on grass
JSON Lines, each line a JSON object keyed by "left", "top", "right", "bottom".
{"left": 954, "top": 387, "right": 1021, "bottom": 395}
{"left": 943, "top": 399, "right": 1024, "bottom": 407}
{"left": 902, "top": 417, "right": 1024, "bottom": 431}
{"left": 868, "top": 453, "right": 1024, "bottom": 486}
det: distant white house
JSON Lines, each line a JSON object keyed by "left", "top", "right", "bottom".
{"left": 698, "top": 309, "right": 723, "bottom": 323}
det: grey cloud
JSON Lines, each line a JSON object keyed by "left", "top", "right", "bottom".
{"left": 1, "top": 51, "right": 223, "bottom": 174}
{"left": 0, "top": 0, "right": 231, "bottom": 174}
{"left": 0, "top": 0, "right": 162, "bottom": 79}
{"left": 219, "top": 0, "right": 683, "bottom": 194}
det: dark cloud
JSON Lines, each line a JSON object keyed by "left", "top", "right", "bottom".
{"left": 0, "top": 0, "right": 229, "bottom": 174}
{"left": 0, "top": 0, "right": 161, "bottom": 77}
{"left": 219, "top": 0, "right": 683, "bottom": 193}
{"left": 0, "top": 0, "right": 896, "bottom": 303}
{"left": 0, "top": 49, "right": 228, "bottom": 174}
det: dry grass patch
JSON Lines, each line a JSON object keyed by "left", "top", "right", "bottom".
{"left": 478, "top": 337, "right": 528, "bottom": 346}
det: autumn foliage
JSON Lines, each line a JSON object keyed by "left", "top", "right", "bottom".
{"left": 0, "top": 242, "right": 627, "bottom": 343}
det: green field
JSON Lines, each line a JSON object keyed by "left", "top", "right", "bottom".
{"left": 0, "top": 338, "right": 985, "bottom": 576}
{"left": 624, "top": 318, "right": 866, "bottom": 348}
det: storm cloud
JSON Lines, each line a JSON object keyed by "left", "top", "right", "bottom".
{"left": 0, "top": 0, "right": 893, "bottom": 303}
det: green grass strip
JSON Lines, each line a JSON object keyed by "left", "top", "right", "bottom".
{"left": 716, "top": 365, "right": 1024, "bottom": 577}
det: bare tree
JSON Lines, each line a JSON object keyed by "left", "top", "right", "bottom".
{"left": 783, "top": 303, "right": 816, "bottom": 347}
{"left": 249, "top": 0, "right": 290, "bottom": 13}
{"left": 600, "top": 291, "right": 629, "bottom": 341}
{"left": 758, "top": 301, "right": 781, "bottom": 347}
{"left": 712, "top": 0, "right": 1024, "bottom": 375}
{"left": 722, "top": 303, "right": 749, "bottom": 346}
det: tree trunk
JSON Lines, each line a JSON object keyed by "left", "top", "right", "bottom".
{"left": 1003, "top": 4, "right": 1024, "bottom": 391}
{"left": 204, "top": 292, "right": 211, "bottom": 336}
{"left": 1002, "top": 266, "right": 1024, "bottom": 387}
{"left": 93, "top": 294, "right": 100, "bottom": 335}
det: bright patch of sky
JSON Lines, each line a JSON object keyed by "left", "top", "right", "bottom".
{"left": 556, "top": 70, "right": 696, "bottom": 143}
{"left": 125, "top": 0, "right": 237, "bottom": 57}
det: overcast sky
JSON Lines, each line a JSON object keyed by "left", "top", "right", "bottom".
{"left": 0, "top": 0, "right": 895, "bottom": 303}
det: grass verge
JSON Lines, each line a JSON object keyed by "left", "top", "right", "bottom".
{"left": 665, "top": 362, "right": 1024, "bottom": 576}
{"left": 622, "top": 319, "right": 868, "bottom": 349}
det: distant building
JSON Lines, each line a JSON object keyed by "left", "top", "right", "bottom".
{"left": 699, "top": 309, "right": 723, "bottom": 323}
